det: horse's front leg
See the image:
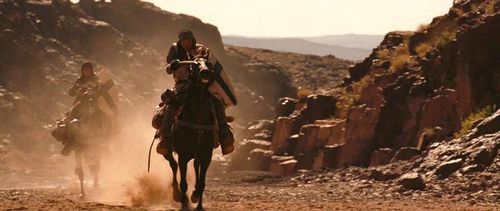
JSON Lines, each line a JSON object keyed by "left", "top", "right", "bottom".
{"left": 191, "top": 157, "right": 201, "bottom": 203}
{"left": 195, "top": 152, "right": 211, "bottom": 211}
{"left": 163, "top": 152, "right": 181, "bottom": 202}
{"left": 178, "top": 154, "right": 190, "bottom": 210}
{"left": 74, "top": 151, "right": 85, "bottom": 199}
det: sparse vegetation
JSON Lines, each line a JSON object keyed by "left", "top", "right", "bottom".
{"left": 417, "top": 24, "right": 430, "bottom": 32}
{"left": 297, "top": 88, "right": 313, "bottom": 99}
{"left": 390, "top": 45, "right": 409, "bottom": 72}
{"left": 415, "top": 42, "right": 432, "bottom": 58}
{"left": 377, "top": 49, "right": 391, "bottom": 60}
{"left": 454, "top": 105, "right": 497, "bottom": 138}
{"left": 485, "top": 1, "right": 497, "bottom": 15}
{"left": 433, "top": 30, "right": 456, "bottom": 48}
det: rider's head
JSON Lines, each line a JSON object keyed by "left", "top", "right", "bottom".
{"left": 81, "top": 62, "right": 94, "bottom": 77}
{"left": 178, "top": 29, "right": 196, "bottom": 51}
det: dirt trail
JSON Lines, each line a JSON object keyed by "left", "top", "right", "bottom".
{"left": 1, "top": 169, "right": 498, "bottom": 211}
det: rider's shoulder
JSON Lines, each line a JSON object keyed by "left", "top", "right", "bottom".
{"left": 170, "top": 43, "right": 178, "bottom": 49}
{"left": 195, "top": 43, "right": 208, "bottom": 50}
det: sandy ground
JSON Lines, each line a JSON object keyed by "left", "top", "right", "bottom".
{"left": 0, "top": 169, "right": 498, "bottom": 211}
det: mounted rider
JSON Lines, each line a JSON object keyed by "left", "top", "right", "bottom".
{"left": 156, "top": 29, "right": 235, "bottom": 155}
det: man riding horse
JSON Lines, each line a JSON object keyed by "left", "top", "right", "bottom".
{"left": 52, "top": 62, "right": 117, "bottom": 198}
{"left": 157, "top": 29, "right": 235, "bottom": 156}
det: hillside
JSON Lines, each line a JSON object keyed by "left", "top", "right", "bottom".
{"left": 0, "top": 0, "right": 352, "bottom": 162}
{"left": 224, "top": 45, "right": 353, "bottom": 93}
{"left": 222, "top": 35, "right": 370, "bottom": 60}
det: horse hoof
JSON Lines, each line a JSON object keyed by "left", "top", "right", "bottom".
{"left": 190, "top": 191, "right": 199, "bottom": 203}
{"left": 78, "top": 193, "right": 86, "bottom": 200}
{"left": 172, "top": 187, "right": 181, "bottom": 202}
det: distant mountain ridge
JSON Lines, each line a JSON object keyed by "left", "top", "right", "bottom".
{"left": 303, "top": 34, "right": 384, "bottom": 49}
{"left": 222, "top": 34, "right": 384, "bottom": 61}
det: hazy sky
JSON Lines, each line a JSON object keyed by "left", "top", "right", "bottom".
{"left": 143, "top": 0, "right": 453, "bottom": 37}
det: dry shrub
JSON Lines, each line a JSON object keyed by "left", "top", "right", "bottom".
{"left": 297, "top": 88, "right": 313, "bottom": 99}
{"left": 454, "top": 105, "right": 496, "bottom": 138}
{"left": 434, "top": 30, "right": 456, "bottom": 48}
{"left": 377, "top": 49, "right": 391, "bottom": 60}
{"left": 415, "top": 42, "right": 432, "bottom": 58}
{"left": 390, "top": 45, "right": 409, "bottom": 72}
{"left": 416, "top": 23, "right": 430, "bottom": 32}
{"left": 485, "top": 1, "right": 497, "bottom": 15}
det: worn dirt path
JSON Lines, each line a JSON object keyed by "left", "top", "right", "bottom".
{"left": 1, "top": 170, "right": 498, "bottom": 211}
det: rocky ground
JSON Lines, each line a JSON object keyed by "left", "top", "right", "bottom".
{"left": 0, "top": 169, "right": 498, "bottom": 211}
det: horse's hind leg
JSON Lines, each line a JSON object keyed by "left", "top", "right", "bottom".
{"left": 178, "top": 155, "right": 190, "bottom": 210}
{"left": 163, "top": 153, "right": 181, "bottom": 202}
{"left": 195, "top": 155, "right": 211, "bottom": 211}
{"left": 74, "top": 151, "right": 85, "bottom": 198}
{"left": 89, "top": 158, "right": 100, "bottom": 188}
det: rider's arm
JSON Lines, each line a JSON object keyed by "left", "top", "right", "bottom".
{"left": 165, "top": 45, "right": 178, "bottom": 74}
{"left": 68, "top": 84, "right": 79, "bottom": 97}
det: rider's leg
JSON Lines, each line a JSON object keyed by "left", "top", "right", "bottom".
{"left": 156, "top": 81, "right": 190, "bottom": 155}
{"left": 213, "top": 99, "right": 234, "bottom": 155}
{"left": 156, "top": 104, "right": 178, "bottom": 155}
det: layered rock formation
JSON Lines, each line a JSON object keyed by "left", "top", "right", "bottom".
{"left": 235, "top": 0, "right": 499, "bottom": 178}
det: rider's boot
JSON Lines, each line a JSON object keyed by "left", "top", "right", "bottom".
{"left": 214, "top": 100, "right": 234, "bottom": 155}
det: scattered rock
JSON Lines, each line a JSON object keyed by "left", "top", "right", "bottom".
{"left": 270, "top": 156, "right": 297, "bottom": 176}
{"left": 369, "top": 169, "right": 401, "bottom": 181}
{"left": 435, "top": 158, "right": 463, "bottom": 178}
{"left": 370, "top": 148, "right": 395, "bottom": 167}
{"left": 391, "top": 147, "right": 421, "bottom": 162}
{"left": 399, "top": 173, "right": 426, "bottom": 190}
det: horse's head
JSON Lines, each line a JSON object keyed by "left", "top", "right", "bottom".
{"left": 180, "top": 57, "right": 215, "bottom": 86}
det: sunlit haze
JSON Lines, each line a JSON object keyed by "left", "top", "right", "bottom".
{"left": 142, "top": 0, "right": 453, "bottom": 37}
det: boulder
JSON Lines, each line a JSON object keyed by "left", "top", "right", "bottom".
{"left": 398, "top": 173, "right": 426, "bottom": 190}
{"left": 338, "top": 105, "right": 380, "bottom": 167}
{"left": 312, "top": 149, "right": 325, "bottom": 169}
{"left": 369, "top": 169, "right": 401, "bottom": 181}
{"left": 270, "top": 155, "right": 297, "bottom": 176}
{"left": 270, "top": 117, "right": 295, "bottom": 154}
{"left": 253, "top": 132, "right": 271, "bottom": 141}
{"left": 239, "top": 139, "right": 272, "bottom": 152}
{"left": 326, "top": 119, "right": 346, "bottom": 145}
{"left": 298, "top": 124, "right": 321, "bottom": 153}
{"left": 391, "top": 147, "right": 421, "bottom": 162}
{"left": 290, "top": 95, "right": 336, "bottom": 133}
{"left": 295, "top": 151, "right": 317, "bottom": 170}
{"left": 248, "top": 119, "right": 275, "bottom": 133}
{"left": 286, "top": 134, "right": 300, "bottom": 155}
{"left": 248, "top": 148, "right": 273, "bottom": 171}
{"left": 473, "top": 109, "right": 500, "bottom": 138}
{"left": 435, "top": 158, "right": 463, "bottom": 178}
{"left": 369, "top": 148, "right": 395, "bottom": 166}
{"left": 230, "top": 139, "right": 271, "bottom": 170}
{"left": 315, "top": 124, "right": 334, "bottom": 147}
{"left": 276, "top": 97, "right": 298, "bottom": 117}
{"left": 322, "top": 144, "right": 344, "bottom": 169}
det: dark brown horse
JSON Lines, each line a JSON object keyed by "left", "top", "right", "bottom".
{"left": 162, "top": 58, "right": 218, "bottom": 210}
